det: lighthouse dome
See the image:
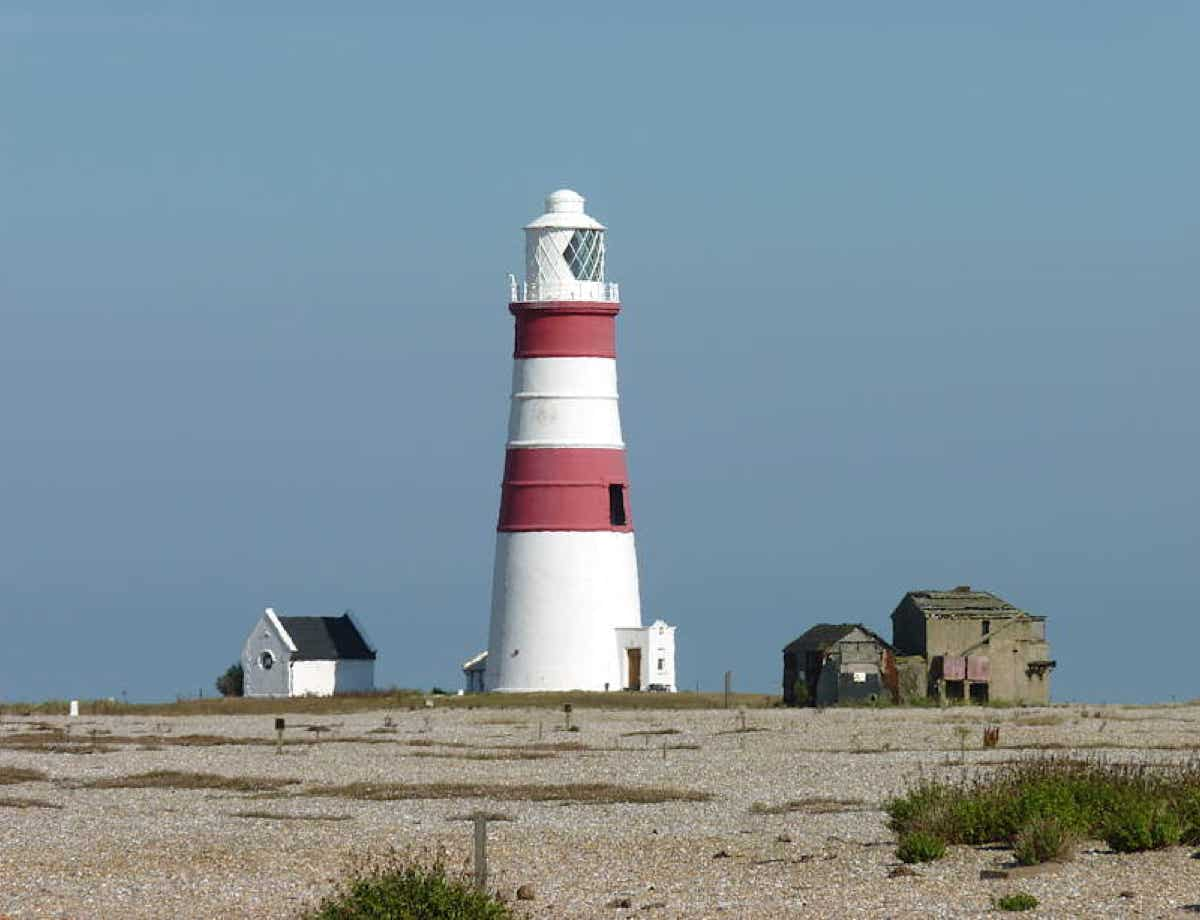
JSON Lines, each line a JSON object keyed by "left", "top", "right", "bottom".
{"left": 525, "top": 187, "right": 605, "bottom": 231}
{"left": 546, "top": 188, "right": 585, "bottom": 213}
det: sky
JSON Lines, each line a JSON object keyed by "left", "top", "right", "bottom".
{"left": 1, "top": 2, "right": 1197, "bottom": 703}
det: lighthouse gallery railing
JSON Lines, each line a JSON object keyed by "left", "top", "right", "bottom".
{"left": 509, "top": 277, "right": 620, "bottom": 303}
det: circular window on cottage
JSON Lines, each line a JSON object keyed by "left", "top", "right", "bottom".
{"left": 259, "top": 650, "right": 275, "bottom": 670}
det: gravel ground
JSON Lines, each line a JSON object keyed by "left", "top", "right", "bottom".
{"left": 2, "top": 703, "right": 1199, "bottom": 918}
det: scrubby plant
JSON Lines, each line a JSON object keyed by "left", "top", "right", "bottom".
{"left": 995, "top": 892, "right": 1039, "bottom": 912}
{"left": 888, "top": 756, "right": 1200, "bottom": 852}
{"left": 308, "top": 855, "right": 512, "bottom": 920}
{"left": 791, "top": 680, "right": 808, "bottom": 707}
{"left": 1103, "top": 799, "right": 1182, "bottom": 853}
{"left": 896, "top": 830, "right": 946, "bottom": 863}
{"left": 1013, "top": 815, "right": 1077, "bottom": 865}
{"left": 215, "top": 662, "right": 244, "bottom": 698}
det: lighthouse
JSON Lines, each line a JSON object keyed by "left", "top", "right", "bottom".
{"left": 478, "top": 189, "right": 677, "bottom": 693}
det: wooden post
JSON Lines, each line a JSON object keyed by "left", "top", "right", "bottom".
{"left": 723, "top": 671, "right": 732, "bottom": 709}
{"left": 563, "top": 703, "right": 572, "bottom": 731}
{"left": 473, "top": 816, "right": 488, "bottom": 892}
{"left": 275, "top": 717, "right": 285, "bottom": 755}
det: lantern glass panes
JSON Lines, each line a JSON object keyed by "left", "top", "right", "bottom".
{"left": 563, "top": 229, "right": 604, "bottom": 281}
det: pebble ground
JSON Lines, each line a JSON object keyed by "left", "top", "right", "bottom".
{"left": 2, "top": 703, "right": 1199, "bottom": 918}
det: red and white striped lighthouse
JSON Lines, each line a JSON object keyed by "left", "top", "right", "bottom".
{"left": 483, "top": 189, "right": 667, "bottom": 692}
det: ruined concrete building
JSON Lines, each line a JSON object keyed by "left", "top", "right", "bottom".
{"left": 891, "top": 586, "right": 1055, "bottom": 705}
{"left": 782, "top": 586, "right": 1055, "bottom": 706}
{"left": 781, "top": 624, "right": 897, "bottom": 706}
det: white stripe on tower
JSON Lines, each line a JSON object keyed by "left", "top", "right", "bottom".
{"left": 507, "top": 357, "right": 623, "bottom": 449}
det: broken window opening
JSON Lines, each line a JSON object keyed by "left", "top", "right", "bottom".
{"left": 608, "top": 484, "right": 627, "bottom": 526}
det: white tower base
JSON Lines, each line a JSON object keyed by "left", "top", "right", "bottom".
{"left": 486, "top": 531, "right": 642, "bottom": 691}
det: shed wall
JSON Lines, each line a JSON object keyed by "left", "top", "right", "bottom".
{"left": 333, "top": 659, "right": 375, "bottom": 694}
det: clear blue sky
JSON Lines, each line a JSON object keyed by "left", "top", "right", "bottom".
{"left": 1, "top": 3, "right": 1196, "bottom": 703}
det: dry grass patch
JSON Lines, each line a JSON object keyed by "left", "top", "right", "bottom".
{"left": 750, "top": 796, "right": 868, "bottom": 815}
{"left": 303, "top": 781, "right": 712, "bottom": 805}
{"left": 79, "top": 771, "right": 301, "bottom": 793}
{"left": 1013, "top": 714, "right": 1067, "bottom": 727}
{"left": 716, "top": 726, "right": 769, "bottom": 736}
{"left": 0, "top": 795, "right": 62, "bottom": 809}
{"left": 231, "top": 810, "right": 352, "bottom": 822}
{"left": 1, "top": 741, "right": 118, "bottom": 754}
{"left": 621, "top": 728, "right": 681, "bottom": 737}
{"left": 410, "top": 750, "right": 556, "bottom": 761}
{"left": 0, "top": 766, "right": 48, "bottom": 785}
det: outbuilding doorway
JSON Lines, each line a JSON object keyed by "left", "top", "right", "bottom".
{"left": 626, "top": 648, "right": 642, "bottom": 690}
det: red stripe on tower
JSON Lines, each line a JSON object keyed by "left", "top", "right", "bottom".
{"left": 511, "top": 302, "right": 619, "bottom": 358}
{"left": 498, "top": 447, "right": 632, "bottom": 532}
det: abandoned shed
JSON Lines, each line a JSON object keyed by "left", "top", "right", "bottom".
{"left": 890, "top": 586, "right": 1054, "bottom": 705}
{"left": 242, "top": 607, "right": 377, "bottom": 698}
{"left": 782, "top": 624, "right": 897, "bottom": 706}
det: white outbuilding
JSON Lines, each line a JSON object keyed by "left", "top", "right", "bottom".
{"left": 242, "top": 607, "right": 377, "bottom": 697}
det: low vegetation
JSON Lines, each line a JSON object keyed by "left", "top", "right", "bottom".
{"left": 307, "top": 854, "right": 512, "bottom": 920}
{"left": 887, "top": 757, "right": 1200, "bottom": 857}
{"left": 304, "top": 781, "right": 711, "bottom": 805}
{"left": 895, "top": 830, "right": 947, "bottom": 863}
{"left": 2, "top": 689, "right": 776, "bottom": 717}
{"left": 80, "top": 771, "right": 300, "bottom": 793}
{"left": 1012, "top": 814, "right": 1077, "bottom": 865}
{"left": 994, "top": 892, "right": 1039, "bottom": 912}
{"left": 750, "top": 796, "right": 867, "bottom": 815}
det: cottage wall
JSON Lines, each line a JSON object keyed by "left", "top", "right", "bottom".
{"left": 290, "top": 660, "right": 338, "bottom": 697}
{"left": 242, "top": 614, "right": 292, "bottom": 698}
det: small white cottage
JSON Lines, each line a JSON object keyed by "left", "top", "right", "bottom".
{"left": 242, "top": 607, "right": 376, "bottom": 698}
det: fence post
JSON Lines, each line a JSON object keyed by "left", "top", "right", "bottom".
{"left": 473, "top": 816, "right": 488, "bottom": 892}
{"left": 723, "top": 671, "right": 732, "bottom": 709}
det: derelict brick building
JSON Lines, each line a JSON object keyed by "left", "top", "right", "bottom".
{"left": 890, "top": 587, "right": 1055, "bottom": 705}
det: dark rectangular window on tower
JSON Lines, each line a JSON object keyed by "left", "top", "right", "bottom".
{"left": 608, "top": 484, "right": 627, "bottom": 527}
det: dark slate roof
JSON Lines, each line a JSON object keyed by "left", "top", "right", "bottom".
{"left": 902, "top": 587, "right": 1040, "bottom": 620}
{"left": 783, "top": 623, "right": 892, "bottom": 655}
{"left": 278, "top": 615, "right": 376, "bottom": 661}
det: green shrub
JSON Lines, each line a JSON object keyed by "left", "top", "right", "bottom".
{"left": 887, "top": 756, "right": 1200, "bottom": 853}
{"left": 995, "top": 892, "right": 1039, "bottom": 912}
{"left": 215, "top": 663, "right": 243, "bottom": 698}
{"left": 1177, "top": 791, "right": 1200, "bottom": 845}
{"left": 1104, "top": 799, "right": 1182, "bottom": 853}
{"left": 896, "top": 830, "right": 946, "bottom": 863}
{"left": 1012, "top": 815, "right": 1076, "bottom": 865}
{"left": 308, "top": 859, "right": 512, "bottom": 920}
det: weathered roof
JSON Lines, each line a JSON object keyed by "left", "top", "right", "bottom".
{"left": 783, "top": 624, "right": 892, "bottom": 655}
{"left": 277, "top": 614, "right": 376, "bottom": 661}
{"left": 898, "top": 587, "right": 1042, "bottom": 620}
